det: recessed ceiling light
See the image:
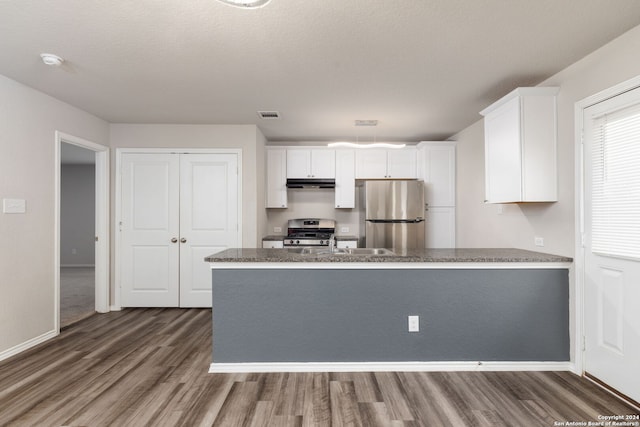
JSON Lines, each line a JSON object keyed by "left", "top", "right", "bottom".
{"left": 40, "top": 53, "right": 64, "bottom": 66}
{"left": 216, "top": 0, "right": 271, "bottom": 8}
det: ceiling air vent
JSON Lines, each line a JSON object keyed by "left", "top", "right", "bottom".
{"left": 258, "top": 111, "right": 280, "bottom": 119}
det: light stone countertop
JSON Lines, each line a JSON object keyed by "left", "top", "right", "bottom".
{"left": 205, "top": 248, "right": 572, "bottom": 263}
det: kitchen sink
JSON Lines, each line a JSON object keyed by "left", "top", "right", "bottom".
{"left": 288, "top": 247, "right": 396, "bottom": 256}
{"left": 337, "top": 248, "right": 396, "bottom": 255}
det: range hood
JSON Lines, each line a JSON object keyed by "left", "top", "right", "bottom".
{"left": 286, "top": 178, "right": 336, "bottom": 189}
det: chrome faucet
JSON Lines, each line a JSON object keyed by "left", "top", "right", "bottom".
{"left": 328, "top": 233, "right": 336, "bottom": 253}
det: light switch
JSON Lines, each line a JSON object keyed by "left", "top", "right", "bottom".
{"left": 3, "top": 198, "right": 26, "bottom": 214}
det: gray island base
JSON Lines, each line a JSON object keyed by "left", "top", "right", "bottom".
{"left": 207, "top": 248, "right": 572, "bottom": 373}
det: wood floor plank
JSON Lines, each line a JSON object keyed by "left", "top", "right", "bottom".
{"left": 0, "top": 308, "right": 637, "bottom": 427}
{"left": 358, "top": 401, "right": 394, "bottom": 426}
{"left": 329, "top": 380, "right": 363, "bottom": 427}
{"left": 373, "top": 372, "right": 416, "bottom": 421}
{"left": 307, "top": 372, "right": 331, "bottom": 427}
{"left": 212, "top": 381, "right": 259, "bottom": 426}
{"left": 247, "top": 400, "right": 275, "bottom": 427}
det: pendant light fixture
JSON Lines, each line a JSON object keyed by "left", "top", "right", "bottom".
{"left": 327, "top": 142, "right": 406, "bottom": 149}
{"left": 216, "top": 0, "right": 271, "bottom": 8}
{"left": 327, "top": 119, "right": 406, "bottom": 149}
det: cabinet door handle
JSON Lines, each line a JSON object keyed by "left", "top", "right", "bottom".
{"left": 180, "top": 238, "right": 187, "bottom": 243}
{"left": 171, "top": 238, "right": 178, "bottom": 243}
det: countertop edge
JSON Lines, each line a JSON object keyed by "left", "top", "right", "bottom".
{"left": 209, "top": 261, "right": 572, "bottom": 269}
{"left": 205, "top": 248, "right": 573, "bottom": 264}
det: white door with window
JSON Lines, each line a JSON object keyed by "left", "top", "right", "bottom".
{"left": 583, "top": 86, "right": 640, "bottom": 402}
{"left": 120, "top": 152, "right": 239, "bottom": 308}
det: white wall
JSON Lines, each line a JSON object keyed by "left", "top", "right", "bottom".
{"left": 454, "top": 24, "right": 640, "bottom": 257}
{"left": 60, "top": 164, "right": 95, "bottom": 266}
{"left": 0, "top": 74, "right": 109, "bottom": 357}
{"left": 266, "top": 187, "right": 362, "bottom": 237}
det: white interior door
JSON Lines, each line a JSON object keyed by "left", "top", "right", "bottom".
{"left": 120, "top": 153, "right": 180, "bottom": 307}
{"left": 583, "top": 86, "right": 640, "bottom": 402}
{"left": 179, "top": 154, "right": 239, "bottom": 307}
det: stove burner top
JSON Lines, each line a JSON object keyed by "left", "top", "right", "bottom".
{"left": 286, "top": 232, "right": 333, "bottom": 239}
{"left": 284, "top": 218, "right": 336, "bottom": 246}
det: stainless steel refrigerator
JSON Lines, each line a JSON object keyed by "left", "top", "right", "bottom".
{"left": 362, "top": 180, "right": 425, "bottom": 249}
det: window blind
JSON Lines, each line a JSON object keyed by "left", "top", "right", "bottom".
{"left": 591, "top": 101, "right": 640, "bottom": 259}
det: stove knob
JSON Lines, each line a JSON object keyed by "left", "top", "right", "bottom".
{"left": 320, "top": 240, "right": 325, "bottom": 245}
{"left": 295, "top": 240, "right": 300, "bottom": 245}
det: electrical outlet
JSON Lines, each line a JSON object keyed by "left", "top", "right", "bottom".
{"left": 534, "top": 237, "right": 544, "bottom": 247}
{"left": 340, "top": 227, "right": 349, "bottom": 233}
{"left": 71, "top": 248, "right": 77, "bottom": 255}
{"left": 408, "top": 315, "right": 419, "bottom": 332}
{"left": 274, "top": 226, "right": 282, "bottom": 233}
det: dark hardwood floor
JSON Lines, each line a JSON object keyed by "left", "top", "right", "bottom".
{"left": 0, "top": 308, "right": 636, "bottom": 426}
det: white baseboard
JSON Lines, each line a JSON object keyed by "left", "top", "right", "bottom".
{"left": 209, "top": 361, "right": 573, "bottom": 373}
{"left": 110, "top": 305, "right": 122, "bottom": 311}
{"left": 0, "top": 330, "right": 58, "bottom": 363}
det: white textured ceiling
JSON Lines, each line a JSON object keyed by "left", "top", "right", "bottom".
{"left": 1, "top": 0, "right": 640, "bottom": 142}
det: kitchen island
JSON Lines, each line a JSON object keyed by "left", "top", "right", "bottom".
{"left": 206, "top": 248, "right": 572, "bottom": 372}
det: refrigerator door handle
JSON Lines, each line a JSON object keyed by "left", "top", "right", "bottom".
{"left": 366, "top": 219, "right": 424, "bottom": 224}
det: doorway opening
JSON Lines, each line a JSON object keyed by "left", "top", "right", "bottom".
{"left": 60, "top": 143, "right": 96, "bottom": 326}
{"left": 55, "top": 132, "right": 109, "bottom": 331}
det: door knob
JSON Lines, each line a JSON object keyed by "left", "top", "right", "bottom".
{"left": 171, "top": 238, "right": 178, "bottom": 243}
{"left": 180, "top": 238, "right": 187, "bottom": 243}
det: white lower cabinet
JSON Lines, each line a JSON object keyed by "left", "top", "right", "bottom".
{"left": 425, "top": 207, "right": 455, "bottom": 248}
{"left": 262, "top": 240, "right": 284, "bottom": 248}
{"left": 337, "top": 240, "right": 358, "bottom": 249}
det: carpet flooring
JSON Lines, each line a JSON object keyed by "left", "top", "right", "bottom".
{"left": 60, "top": 266, "right": 95, "bottom": 327}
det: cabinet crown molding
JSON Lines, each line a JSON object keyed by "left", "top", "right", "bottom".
{"left": 480, "top": 87, "right": 560, "bottom": 117}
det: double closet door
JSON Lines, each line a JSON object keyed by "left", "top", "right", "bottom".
{"left": 120, "top": 152, "right": 239, "bottom": 308}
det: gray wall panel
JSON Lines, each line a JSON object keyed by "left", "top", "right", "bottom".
{"left": 60, "top": 164, "right": 95, "bottom": 266}
{"left": 212, "top": 268, "right": 569, "bottom": 363}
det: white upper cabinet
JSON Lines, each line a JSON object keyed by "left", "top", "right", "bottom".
{"left": 286, "top": 148, "right": 335, "bottom": 178}
{"left": 386, "top": 148, "right": 418, "bottom": 178}
{"left": 335, "top": 150, "right": 355, "bottom": 208}
{"left": 354, "top": 149, "right": 387, "bottom": 178}
{"left": 355, "top": 147, "right": 417, "bottom": 179}
{"left": 418, "top": 142, "right": 456, "bottom": 207}
{"left": 480, "top": 87, "right": 559, "bottom": 203}
{"left": 266, "top": 148, "right": 287, "bottom": 208}
{"left": 417, "top": 142, "right": 456, "bottom": 248}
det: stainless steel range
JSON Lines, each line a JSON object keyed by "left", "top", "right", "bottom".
{"left": 283, "top": 218, "right": 336, "bottom": 247}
